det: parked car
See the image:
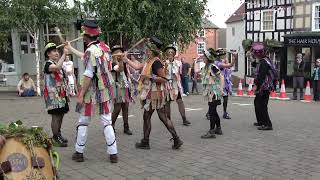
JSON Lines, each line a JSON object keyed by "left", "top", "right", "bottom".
{"left": 7, "top": 64, "right": 15, "bottom": 72}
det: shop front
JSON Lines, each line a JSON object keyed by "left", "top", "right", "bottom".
{"left": 284, "top": 33, "right": 320, "bottom": 87}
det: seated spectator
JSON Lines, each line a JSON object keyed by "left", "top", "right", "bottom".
{"left": 17, "top": 73, "right": 36, "bottom": 97}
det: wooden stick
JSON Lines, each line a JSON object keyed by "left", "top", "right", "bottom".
{"left": 56, "top": 37, "right": 83, "bottom": 48}
{"left": 127, "top": 38, "right": 146, "bottom": 52}
{"left": 54, "top": 27, "right": 65, "bottom": 43}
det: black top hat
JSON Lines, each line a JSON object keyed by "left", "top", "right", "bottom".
{"left": 149, "top": 37, "right": 163, "bottom": 50}
{"left": 83, "top": 20, "right": 99, "bottom": 28}
{"left": 111, "top": 45, "right": 124, "bottom": 53}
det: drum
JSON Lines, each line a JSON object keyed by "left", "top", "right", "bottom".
{"left": 0, "top": 123, "right": 59, "bottom": 180}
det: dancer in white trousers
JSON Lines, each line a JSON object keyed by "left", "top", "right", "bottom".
{"left": 71, "top": 21, "right": 118, "bottom": 163}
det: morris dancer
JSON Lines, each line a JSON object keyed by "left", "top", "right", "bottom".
{"left": 71, "top": 21, "right": 118, "bottom": 163}
{"left": 251, "top": 43, "right": 277, "bottom": 131}
{"left": 201, "top": 49, "right": 224, "bottom": 138}
{"left": 214, "top": 48, "right": 237, "bottom": 120}
{"left": 125, "top": 37, "right": 183, "bottom": 150}
{"left": 163, "top": 45, "right": 191, "bottom": 126}
{"left": 43, "top": 43, "right": 69, "bottom": 147}
{"left": 111, "top": 45, "right": 134, "bottom": 135}
{"left": 205, "top": 48, "right": 237, "bottom": 120}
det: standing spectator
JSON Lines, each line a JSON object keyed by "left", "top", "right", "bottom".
{"left": 181, "top": 57, "right": 191, "bottom": 96}
{"left": 17, "top": 73, "right": 36, "bottom": 97}
{"left": 191, "top": 59, "right": 198, "bottom": 94}
{"left": 292, "top": 53, "right": 305, "bottom": 100}
{"left": 63, "top": 55, "right": 77, "bottom": 96}
{"left": 312, "top": 58, "right": 320, "bottom": 101}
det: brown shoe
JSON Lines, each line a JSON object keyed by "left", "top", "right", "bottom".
{"left": 110, "top": 154, "right": 118, "bottom": 163}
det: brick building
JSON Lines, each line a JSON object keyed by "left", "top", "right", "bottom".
{"left": 178, "top": 18, "right": 220, "bottom": 65}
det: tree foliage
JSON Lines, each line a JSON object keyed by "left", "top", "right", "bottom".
{"left": 0, "top": 0, "right": 75, "bottom": 95}
{"left": 1, "top": 0, "right": 74, "bottom": 33}
{"left": 0, "top": 1, "right": 13, "bottom": 51}
{"left": 0, "top": 0, "right": 75, "bottom": 50}
{"left": 83, "top": 0, "right": 207, "bottom": 48}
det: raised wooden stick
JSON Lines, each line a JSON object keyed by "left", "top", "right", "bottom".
{"left": 56, "top": 37, "right": 83, "bottom": 48}
{"left": 127, "top": 38, "right": 146, "bottom": 52}
{"left": 54, "top": 27, "right": 65, "bottom": 43}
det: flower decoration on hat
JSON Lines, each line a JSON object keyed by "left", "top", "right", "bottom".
{"left": 203, "top": 48, "right": 216, "bottom": 61}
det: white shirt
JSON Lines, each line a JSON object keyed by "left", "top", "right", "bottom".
{"left": 63, "top": 61, "right": 74, "bottom": 73}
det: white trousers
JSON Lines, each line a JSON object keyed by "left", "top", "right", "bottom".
{"left": 75, "top": 113, "right": 118, "bottom": 155}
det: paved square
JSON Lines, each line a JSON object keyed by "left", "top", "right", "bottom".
{"left": 0, "top": 94, "right": 320, "bottom": 180}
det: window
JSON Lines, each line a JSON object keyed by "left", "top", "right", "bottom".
{"left": 20, "top": 33, "right": 35, "bottom": 54}
{"left": 232, "top": 27, "right": 235, "bottom": 36}
{"left": 43, "top": 23, "right": 67, "bottom": 45}
{"left": 312, "top": 3, "right": 320, "bottom": 31}
{"left": 197, "top": 42, "right": 205, "bottom": 55}
{"left": 197, "top": 29, "right": 205, "bottom": 37}
{"left": 261, "top": 10, "right": 275, "bottom": 31}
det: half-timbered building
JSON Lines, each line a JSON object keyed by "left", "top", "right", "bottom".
{"left": 245, "top": 0, "right": 294, "bottom": 81}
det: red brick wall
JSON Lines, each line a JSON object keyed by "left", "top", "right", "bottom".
{"left": 178, "top": 28, "right": 218, "bottom": 65}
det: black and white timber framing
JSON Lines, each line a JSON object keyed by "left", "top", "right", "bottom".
{"left": 245, "top": 0, "right": 293, "bottom": 77}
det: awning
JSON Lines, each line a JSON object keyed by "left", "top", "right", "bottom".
{"left": 284, "top": 32, "right": 320, "bottom": 46}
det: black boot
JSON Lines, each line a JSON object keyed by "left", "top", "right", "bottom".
{"left": 72, "top": 152, "right": 84, "bottom": 162}
{"left": 135, "top": 139, "right": 150, "bottom": 149}
{"left": 171, "top": 137, "right": 183, "bottom": 149}
{"left": 214, "top": 127, "right": 223, "bottom": 135}
{"left": 253, "top": 122, "right": 262, "bottom": 126}
{"left": 58, "top": 130, "right": 68, "bottom": 143}
{"left": 52, "top": 135, "right": 68, "bottom": 147}
{"left": 183, "top": 118, "right": 191, "bottom": 126}
{"left": 124, "top": 124, "right": 133, "bottom": 135}
{"left": 124, "top": 128, "right": 133, "bottom": 135}
{"left": 59, "top": 134, "right": 68, "bottom": 143}
{"left": 201, "top": 130, "right": 216, "bottom": 139}
{"left": 258, "top": 125, "right": 273, "bottom": 131}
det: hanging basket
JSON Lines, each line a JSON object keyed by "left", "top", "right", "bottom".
{"left": 264, "top": 39, "right": 283, "bottom": 48}
{"left": 242, "top": 39, "right": 253, "bottom": 51}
